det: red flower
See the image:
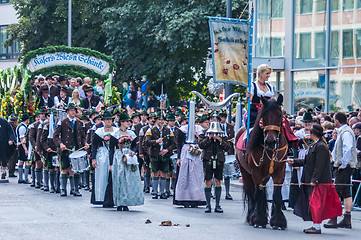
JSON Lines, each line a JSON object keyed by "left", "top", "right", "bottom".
{"left": 214, "top": 49, "right": 219, "bottom": 53}
{"left": 215, "top": 42, "right": 220, "bottom": 45}
{"left": 104, "top": 135, "right": 110, "bottom": 141}
{"left": 222, "top": 69, "right": 228, "bottom": 74}
{"left": 226, "top": 60, "right": 230, "bottom": 64}
{"left": 233, "top": 64, "right": 239, "bottom": 70}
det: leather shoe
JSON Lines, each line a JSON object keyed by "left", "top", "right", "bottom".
{"left": 60, "top": 190, "right": 67, "bottom": 197}
{"left": 30, "top": 183, "right": 35, "bottom": 187}
{"left": 9, "top": 174, "right": 17, "bottom": 178}
{"left": 23, "top": 180, "right": 30, "bottom": 184}
{"left": 225, "top": 194, "right": 233, "bottom": 200}
{"left": 152, "top": 194, "right": 158, "bottom": 199}
{"left": 205, "top": 205, "right": 211, "bottom": 213}
{"left": 324, "top": 217, "right": 338, "bottom": 228}
{"left": 18, "top": 180, "right": 25, "bottom": 184}
{"left": 50, "top": 187, "right": 55, "bottom": 193}
{"left": 43, "top": 186, "right": 49, "bottom": 192}
{"left": 303, "top": 227, "right": 321, "bottom": 234}
{"left": 117, "top": 206, "right": 123, "bottom": 211}
{"left": 144, "top": 187, "right": 150, "bottom": 193}
{"left": 84, "top": 185, "right": 90, "bottom": 190}
{"left": 160, "top": 193, "right": 167, "bottom": 199}
{"left": 215, "top": 206, "right": 223, "bottom": 213}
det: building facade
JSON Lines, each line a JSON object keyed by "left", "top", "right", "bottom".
{"left": 253, "top": 0, "right": 361, "bottom": 113}
{"left": 0, "top": 1, "right": 20, "bottom": 69}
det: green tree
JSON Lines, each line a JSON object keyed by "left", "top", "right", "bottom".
{"left": 6, "top": 0, "right": 117, "bottom": 55}
{"left": 102, "top": 0, "right": 247, "bottom": 103}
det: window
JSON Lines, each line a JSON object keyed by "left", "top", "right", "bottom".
{"left": 356, "top": 29, "right": 361, "bottom": 58}
{"left": 332, "top": 0, "right": 339, "bottom": 11}
{"left": 271, "top": 37, "right": 283, "bottom": 56}
{"left": 343, "top": 30, "right": 353, "bottom": 58}
{"left": 300, "top": 0, "right": 313, "bottom": 14}
{"left": 0, "top": 25, "right": 20, "bottom": 60}
{"left": 316, "top": 0, "right": 326, "bottom": 12}
{"left": 315, "top": 32, "right": 325, "bottom": 59}
{"left": 343, "top": 0, "right": 354, "bottom": 10}
{"left": 299, "top": 33, "right": 311, "bottom": 58}
{"left": 272, "top": 0, "right": 284, "bottom": 18}
{"left": 331, "top": 31, "right": 339, "bottom": 58}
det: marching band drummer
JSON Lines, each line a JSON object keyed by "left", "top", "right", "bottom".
{"left": 40, "top": 109, "right": 60, "bottom": 193}
{"left": 90, "top": 111, "right": 118, "bottom": 207}
{"left": 53, "top": 103, "right": 89, "bottom": 197}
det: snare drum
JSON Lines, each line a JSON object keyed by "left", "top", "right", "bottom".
{"left": 69, "top": 150, "right": 89, "bottom": 173}
{"left": 223, "top": 155, "right": 237, "bottom": 178}
{"left": 52, "top": 155, "right": 60, "bottom": 167}
{"left": 170, "top": 154, "right": 178, "bottom": 174}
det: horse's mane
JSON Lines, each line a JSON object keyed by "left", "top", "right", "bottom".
{"left": 247, "top": 99, "right": 282, "bottom": 151}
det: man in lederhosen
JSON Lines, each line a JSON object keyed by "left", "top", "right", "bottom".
{"left": 166, "top": 113, "right": 179, "bottom": 197}
{"left": 53, "top": 103, "right": 88, "bottom": 197}
{"left": 198, "top": 121, "right": 231, "bottom": 213}
{"left": 138, "top": 111, "right": 154, "bottom": 193}
{"left": 16, "top": 113, "right": 30, "bottom": 184}
{"left": 217, "top": 111, "right": 235, "bottom": 200}
{"left": 80, "top": 114, "right": 91, "bottom": 190}
{"left": 41, "top": 109, "right": 60, "bottom": 193}
{"left": 145, "top": 112, "right": 176, "bottom": 199}
{"left": 36, "top": 109, "right": 50, "bottom": 191}
{"left": 29, "top": 107, "right": 47, "bottom": 188}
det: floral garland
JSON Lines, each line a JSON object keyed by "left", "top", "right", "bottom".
{"left": 0, "top": 93, "right": 14, "bottom": 118}
{"left": 110, "top": 85, "right": 122, "bottom": 107}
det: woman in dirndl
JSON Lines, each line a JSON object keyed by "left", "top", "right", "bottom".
{"left": 173, "top": 124, "right": 206, "bottom": 208}
{"left": 287, "top": 124, "right": 342, "bottom": 234}
{"left": 90, "top": 111, "right": 117, "bottom": 207}
{"left": 109, "top": 112, "right": 144, "bottom": 211}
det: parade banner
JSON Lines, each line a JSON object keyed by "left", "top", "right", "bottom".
{"left": 26, "top": 52, "right": 110, "bottom": 75}
{"left": 209, "top": 18, "right": 250, "bottom": 86}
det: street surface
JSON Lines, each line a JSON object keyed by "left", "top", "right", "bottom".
{"left": 0, "top": 177, "right": 360, "bottom": 240}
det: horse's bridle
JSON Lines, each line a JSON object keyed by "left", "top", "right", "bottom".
{"left": 251, "top": 119, "right": 288, "bottom": 174}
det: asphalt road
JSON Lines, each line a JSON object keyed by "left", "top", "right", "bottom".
{"left": 0, "top": 176, "right": 360, "bottom": 240}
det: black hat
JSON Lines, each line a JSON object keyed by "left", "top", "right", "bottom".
{"left": 302, "top": 112, "right": 314, "bottom": 122}
{"left": 60, "top": 86, "right": 68, "bottom": 93}
{"left": 139, "top": 110, "right": 148, "bottom": 116}
{"left": 39, "top": 85, "right": 49, "bottom": 94}
{"left": 21, "top": 113, "right": 30, "bottom": 122}
{"left": 148, "top": 112, "right": 156, "bottom": 118}
{"left": 315, "top": 105, "right": 322, "bottom": 112}
{"left": 45, "top": 75, "right": 53, "bottom": 80}
{"left": 102, "top": 111, "right": 114, "bottom": 119}
{"left": 66, "top": 103, "right": 78, "bottom": 112}
{"left": 180, "top": 115, "right": 188, "bottom": 123}
{"left": 58, "top": 76, "right": 66, "bottom": 82}
{"left": 155, "top": 111, "right": 164, "bottom": 119}
{"left": 118, "top": 112, "right": 130, "bottom": 122}
{"left": 9, "top": 114, "right": 18, "bottom": 121}
{"left": 310, "top": 124, "right": 323, "bottom": 138}
{"left": 84, "top": 86, "right": 94, "bottom": 92}
{"left": 218, "top": 111, "right": 227, "bottom": 118}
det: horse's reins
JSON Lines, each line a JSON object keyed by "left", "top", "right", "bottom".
{"left": 250, "top": 123, "right": 288, "bottom": 174}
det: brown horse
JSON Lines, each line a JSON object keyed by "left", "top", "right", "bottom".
{"left": 236, "top": 94, "right": 288, "bottom": 230}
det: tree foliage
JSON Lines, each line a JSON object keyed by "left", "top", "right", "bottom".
{"left": 6, "top": 0, "right": 248, "bottom": 103}
{"left": 102, "top": 0, "right": 247, "bottom": 103}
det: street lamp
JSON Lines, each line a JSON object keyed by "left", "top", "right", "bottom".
{"left": 68, "top": 0, "right": 72, "bottom": 47}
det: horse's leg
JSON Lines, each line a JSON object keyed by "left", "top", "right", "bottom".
{"left": 251, "top": 172, "right": 268, "bottom": 228}
{"left": 237, "top": 150, "right": 255, "bottom": 225}
{"left": 270, "top": 166, "right": 287, "bottom": 230}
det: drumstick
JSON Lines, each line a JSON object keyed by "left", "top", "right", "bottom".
{"left": 70, "top": 144, "right": 92, "bottom": 153}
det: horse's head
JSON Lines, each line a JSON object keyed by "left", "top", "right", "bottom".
{"left": 259, "top": 94, "right": 283, "bottom": 150}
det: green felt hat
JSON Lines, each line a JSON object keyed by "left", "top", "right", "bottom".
{"left": 131, "top": 112, "right": 139, "bottom": 119}
{"left": 200, "top": 114, "right": 209, "bottom": 123}
{"left": 142, "top": 75, "right": 147, "bottom": 79}
{"left": 66, "top": 103, "right": 78, "bottom": 112}
{"left": 148, "top": 112, "right": 157, "bottom": 118}
{"left": 175, "top": 109, "right": 183, "bottom": 116}
{"left": 80, "top": 114, "right": 89, "bottom": 121}
{"left": 166, "top": 113, "right": 176, "bottom": 121}
{"left": 93, "top": 114, "right": 102, "bottom": 120}
{"left": 139, "top": 109, "right": 148, "bottom": 116}
{"left": 118, "top": 112, "right": 130, "bottom": 122}
{"left": 102, "top": 111, "right": 114, "bottom": 119}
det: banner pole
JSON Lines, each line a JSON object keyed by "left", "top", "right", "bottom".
{"left": 246, "top": 1, "right": 254, "bottom": 140}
